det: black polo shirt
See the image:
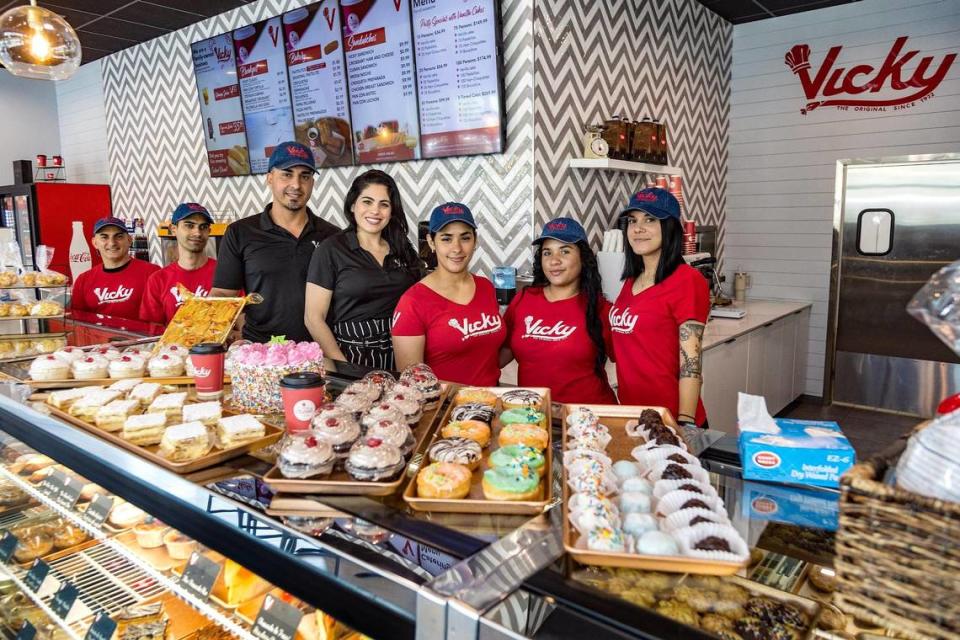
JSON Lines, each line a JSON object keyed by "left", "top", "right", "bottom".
{"left": 306, "top": 230, "right": 420, "bottom": 325}
{"left": 214, "top": 204, "right": 341, "bottom": 342}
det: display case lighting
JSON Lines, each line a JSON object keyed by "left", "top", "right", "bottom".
{"left": 0, "top": 466, "right": 256, "bottom": 640}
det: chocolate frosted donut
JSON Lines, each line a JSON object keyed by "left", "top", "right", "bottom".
{"left": 500, "top": 389, "right": 543, "bottom": 408}
{"left": 428, "top": 437, "right": 482, "bottom": 467}
{"left": 451, "top": 403, "right": 496, "bottom": 424}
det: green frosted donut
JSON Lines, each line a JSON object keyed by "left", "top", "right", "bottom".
{"left": 482, "top": 466, "right": 540, "bottom": 493}
{"left": 490, "top": 444, "right": 544, "bottom": 474}
{"left": 499, "top": 407, "right": 546, "bottom": 426}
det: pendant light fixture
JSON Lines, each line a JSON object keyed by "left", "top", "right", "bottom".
{"left": 0, "top": 0, "right": 81, "bottom": 81}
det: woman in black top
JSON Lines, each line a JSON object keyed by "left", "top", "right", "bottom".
{"left": 305, "top": 170, "right": 420, "bottom": 368}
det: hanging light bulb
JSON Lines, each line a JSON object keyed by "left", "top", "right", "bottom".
{"left": 0, "top": 0, "right": 81, "bottom": 81}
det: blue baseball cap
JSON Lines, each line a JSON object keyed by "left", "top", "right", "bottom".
{"left": 619, "top": 187, "right": 681, "bottom": 220}
{"left": 171, "top": 203, "right": 213, "bottom": 225}
{"left": 268, "top": 141, "right": 316, "bottom": 172}
{"left": 93, "top": 217, "right": 128, "bottom": 234}
{"left": 534, "top": 217, "right": 587, "bottom": 245}
{"left": 428, "top": 202, "right": 477, "bottom": 233}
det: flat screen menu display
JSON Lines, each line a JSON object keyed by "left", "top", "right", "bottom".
{"left": 343, "top": 0, "right": 421, "bottom": 163}
{"left": 234, "top": 16, "right": 296, "bottom": 174}
{"left": 413, "top": 0, "right": 504, "bottom": 158}
{"left": 283, "top": 2, "right": 354, "bottom": 168}
{"left": 191, "top": 0, "right": 505, "bottom": 177}
{"left": 191, "top": 34, "right": 251, "bottom": 176}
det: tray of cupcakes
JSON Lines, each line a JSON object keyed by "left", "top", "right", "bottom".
{"left": 38, "top": 380, "right": 282, "bottom": 474}
{"left": 561, "top": 404, "right": 749, "bottom": 575}
{"left": 263, "top": 366, "right": 449, "bottom": 496}
{"left": 402, "top": 387, "right": 552, "bottom": 515}
{"left": 23, "top": 343, "right": 232, "bottom": 389}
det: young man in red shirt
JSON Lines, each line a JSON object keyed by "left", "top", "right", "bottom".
{"left": 140, "top": 203, "right": 217, "bottom": 324}
{"left": 71, "top": 217, "right": 160, "bottom": 321}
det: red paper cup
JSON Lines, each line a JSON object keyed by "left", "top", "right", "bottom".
{"left": 280, "top": 372, "right": 326, "bottom": 433}
{"left": 190, "top": 343, "right": 226, "bottom": 400}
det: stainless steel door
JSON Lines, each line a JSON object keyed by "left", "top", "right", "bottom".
{"left": 833, "top": 160, "right": 960, "bottom": 416}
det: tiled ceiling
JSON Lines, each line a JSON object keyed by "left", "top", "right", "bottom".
{"left": 696, "top": 0, "right": 861, "bottom": 23}
{"left": 0, "top": 0, "right": 255, "bottom": 65}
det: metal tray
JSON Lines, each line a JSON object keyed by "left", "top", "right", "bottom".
{"left": 156, "top": 292, "right": 258, "bottom": 348}
{"left": 403, "top": 387, "right": 553, "bottom": 515}
{"left": 42, "top": 394, "right": 283, "bottom": 474}
{"left": 561, "top": 403, "right": 747, "bottom": 575}
{"left": 262, "top": 385, "right": 450, "bottom": 496}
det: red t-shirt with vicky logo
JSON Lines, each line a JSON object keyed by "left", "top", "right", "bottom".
{"left": 392, "top": 275, "right": 505, "bottom": 386}
{"left": 505, "top": 287, "right": 616, "bottom": 404}
{"left": 610, "top": 264, "right": 710, "bottom": 425}
{"left": 71, "top": 258, "right": 160, "bottom": 321}
{"left": 140, "top": 259, "right": 218, "bottom": 324}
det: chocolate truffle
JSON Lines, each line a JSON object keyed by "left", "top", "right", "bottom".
{"left": 681, "top": 498, "right": 710, "bottom": 510}
{"left": 694, "top": 536, "right": 732, "bottom": 552}
{"left": 661, "top": 463, "right": 692, "bottom": 480}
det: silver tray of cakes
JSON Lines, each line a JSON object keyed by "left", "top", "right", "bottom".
{"left": 36, "top": 379, "right": 282, "bottom": 474}
{"left": 263, "top": 366, "right": 449, "bottom": 496}
{"left": 562, "top": 404, "right": 749, "bottom": 575}
{"left": 24, "top": 343, "right": 230, "bottom": 388}
{"left": 403, "top": 386, "right": 553, "bottom": 515}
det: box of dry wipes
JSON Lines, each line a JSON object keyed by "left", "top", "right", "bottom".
{"left": 737, "top": 394, "right": 855, "bottom": 489}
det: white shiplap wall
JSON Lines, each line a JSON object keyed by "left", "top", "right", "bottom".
{"left": 54, "top": 60, "right": 110, "bottom": 185}
{"left": 726, "top": 0, "right": 960, "bottom": 397}
{"left": 0, "top": 70, "right": 61, "bottom": 185}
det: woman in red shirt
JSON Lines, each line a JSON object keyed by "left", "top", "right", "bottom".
{"left": 392, "top": 203, "right": 505, "bottom": 386}
{"left": 500, "top": 217, "right": 616, "bottom": 404}
{"left": 609, "top": 188, "right": 710, "bottom": 427}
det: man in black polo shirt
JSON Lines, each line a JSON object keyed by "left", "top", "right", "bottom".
{"left": 211, "top": 142, "right": 340, "bottom": 342}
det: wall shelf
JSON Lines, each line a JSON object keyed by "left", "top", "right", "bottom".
{"left": 568, "top": 158, "right": 682, "bottom": 176}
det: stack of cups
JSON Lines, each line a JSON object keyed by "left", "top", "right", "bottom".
{"left": 670, "top": 175, "right": 686, "bottom": 218}
{"left": 682, "top": 221, "right": 698, "bottom": 255}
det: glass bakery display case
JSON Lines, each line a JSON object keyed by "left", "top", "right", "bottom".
{"left": 0, "top": 359, "right": 871, "bottom": 640}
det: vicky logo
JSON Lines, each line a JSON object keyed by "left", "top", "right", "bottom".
{"left": 609, "top": 306, "right": 638, "bottom": 334}
{"left": 448, "top": 313, "right": 502, "bottom": 341}
{"left": 170, "top": 285, "right": 210, "bottom": 306}
{"left": 94, "top": 285, "right": 133, "bottom": 304}
{"left": 785, "top": 36, "right": 956, "bottom": 114}
{"left": 522, "top": 316, "right": 576, "bottom": 341}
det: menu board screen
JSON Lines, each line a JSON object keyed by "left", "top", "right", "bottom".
{"left": 283, "top": 2, "right": 353, "bottom": 168}
{"left": 413, "top": 0, "right": 504, "bottom": 159}
{"left": 343, "top": 0, "right": 421, "bottom": 164}
{"left": 234, "top": 17, "right": 296, "bottom": 174}
{"left": 191, "top": 34, "right": 251, "bottom": 176}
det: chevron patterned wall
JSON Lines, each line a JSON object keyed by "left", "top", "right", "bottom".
{"left": 533, "top": 0, "right": 731, "bottom": 263}
{"left": 101, "top": 0, "right": 535, "bottom": 274}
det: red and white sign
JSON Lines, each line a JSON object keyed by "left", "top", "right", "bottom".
{"left": 191, "top": 33, "right": 250, "bottom": 177}
{"left": 234, "top": 17, "right": 295, "bottom": 173}
{"left": 343, "top": 0, "right": 420, "bottom": 163}
{"left": 785, "top": 36, "right": 957, "bottom": 114}
{"left": 413, "top": 0, "right": 502, "bottom": 158}
{"left": 282, "top": 2, "right": 353, "bottom": 168}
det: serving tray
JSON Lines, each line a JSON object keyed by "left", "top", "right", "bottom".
{"left": 26, "top": 374, "right": 232, "bottom": 390}
{"left": 561, "top": 403, "right": 746, "bottom": 575}
{"left": 41, "top": 391, "right": 282, "bottom": 474}
{"left": 262, "top": 384, "right": 450, "bottom": 497}
{"left": 403, "top": 387, "right": 553, "bottom": 515}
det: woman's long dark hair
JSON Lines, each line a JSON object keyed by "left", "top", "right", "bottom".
{"left": 620, "top": 214, "right": 685, "bottom": 283}
{"left": 532, "top": 239, "right": 608, "bottom": 378}
{"left": 344, "top": 170, "right": 419, "bottom": 269}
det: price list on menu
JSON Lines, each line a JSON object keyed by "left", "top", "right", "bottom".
{"left": 413, "top": 0, "right": 502, "bottom": 158}
{"left": 282, "top": 1, "right": 353, "bottom": 168}
{"left": 343, "top": 0, "right": 421, "bottom": 164}
{"left": 191, "top": 33, "right": 251, "bottom": 176}
{"left": 234, "top": 16, "right": 296, "bottom": 173}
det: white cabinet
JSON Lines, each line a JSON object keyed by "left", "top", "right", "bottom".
{"left": 701, "top": 335, "right": 749, "bottom": 432}
{"left": 702, "top": 307, "right": 811, "bottom": 432}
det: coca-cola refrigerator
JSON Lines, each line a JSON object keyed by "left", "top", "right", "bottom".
{"left": 0, "top": 183, "right": 110, "bottom": 274}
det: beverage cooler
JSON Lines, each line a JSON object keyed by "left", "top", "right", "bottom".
{"left": 0, "top": 183, "right": 112, "bottom": 273}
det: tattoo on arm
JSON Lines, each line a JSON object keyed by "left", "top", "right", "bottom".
{"left": 679, "top": 321, "right": 705, "bottom": 379}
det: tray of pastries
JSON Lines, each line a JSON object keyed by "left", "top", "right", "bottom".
{"left": 0, "top": 299, "right": 64, "bottom": 319}
{"left": 39, "top": 383, "right": 282, "bottom": 474}
{"left": 561, "top": 404, "right": 749, "bottom": 575}
{"left": 402, "top": 386, "right": 553, "bottom": 515}
{"left": 0, "top": 270, "right": 69, "bottom": 288}
{"left": 24, "top": 343, "right": 230, "bottom": 389}
{"left": 264, "top": 367, "right": 449, "bottom": 496}
{"left": 157, "top": 287, "right": 260, "bottom": 349}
